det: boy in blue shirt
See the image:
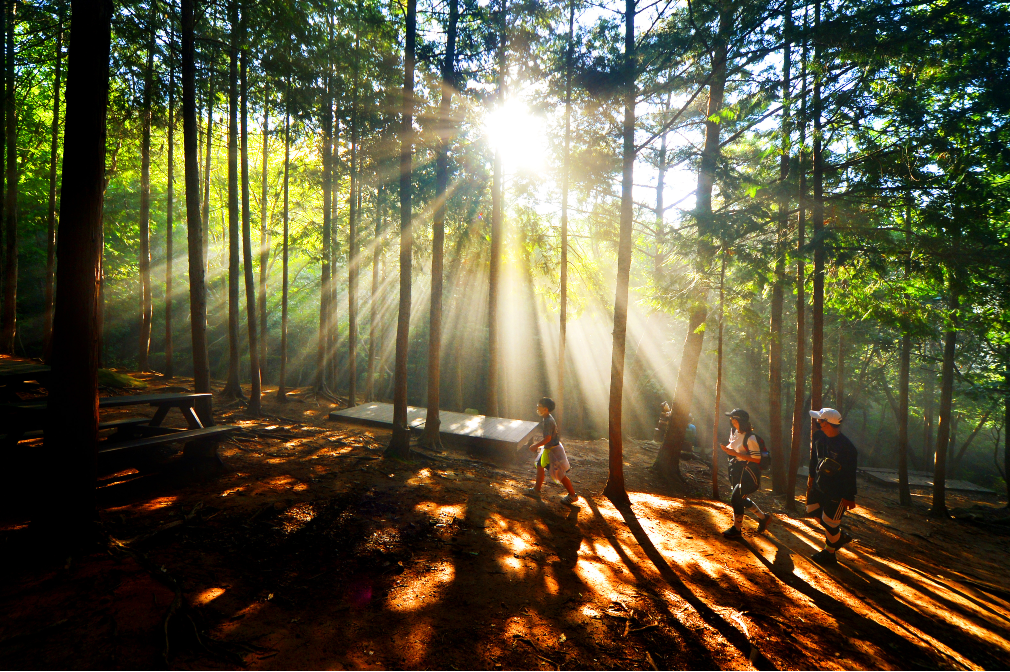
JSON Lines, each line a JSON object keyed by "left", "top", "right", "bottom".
{"left": 523, "top": 397, "right": 578, "bottom": 505}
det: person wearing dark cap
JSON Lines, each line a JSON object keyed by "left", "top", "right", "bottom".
{"left": 718, "top": 408, "right": 772, "bottom": 539}
{"left": 807, "top": 407, "right": 858, "bottom": 566}
{"left": 523, "top": 397, "right": 578, "bottom": 505}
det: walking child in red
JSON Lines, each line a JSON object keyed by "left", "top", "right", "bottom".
{"left": 523, "top": 397, "right": 578, "bottom": 505}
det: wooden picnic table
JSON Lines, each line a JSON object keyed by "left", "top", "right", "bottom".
{"left": 0, "top": 361, "right": 51, "bottom": 401}
{"left": 0, "top": 392, "right": 232, "bottom": 450}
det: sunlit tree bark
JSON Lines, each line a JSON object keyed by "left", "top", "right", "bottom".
{"left": 316, "top": 41, "right": 333, "bottom": 395}
{"left": 603, "top": 0, "right": 635, "bottom": 506}
{"left": 138, "top": 0, "right": 156, "bottom": 371}
{"left": 655, "top": 9, "right": 730, "bottom": 481}
{"left": 897, "top": 206, "right": 912, "bottom": 504}
{"left": 183, "top": 0, "right": 212, "bottom": 425}
{"left": 558, "top": 0, "right": 574, "bottom": 431}
{"left": 785, "top": 8, "right": 809, "bottom": 511}
{"left": 165, "top": 14, "right": 176, "bottom": 379}
{"left": 348, "top": 10, "right": 362, "bottom": 407}
{"left": 486, "top": 0, "right": 506, "bottom": 417}
{"left": 222, "top": 0, "right": 243, "bottom": 398}
{"left": 768, "top": 2, "right": 790, "bottom": 495}
{"left": 386, "top": 0, "right": 417, "bottom": 459}
{"left": 810, "top": 0, "right": 824, "bottom": 434}
{"left": 258, "top": 88, "right": 269, "bottom": 382}
{"left": 277, "top": 69, "right": 291, "bottom": 401}
{"left": 240, "top": 3, "right": 260, "bottom": 415}
{"left": 421, "top": 0, "right": 458, "bottom": 448}
{"left": 931, "top": 268, "right": 959, "bottom": 517}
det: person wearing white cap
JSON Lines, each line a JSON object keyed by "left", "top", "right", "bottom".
{"left": 806, "top": 407, "right": 858, "bottom": 566}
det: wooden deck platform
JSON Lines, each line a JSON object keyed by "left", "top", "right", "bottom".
{"left": 858, "top": 467, "right": 996, "bottom": 494}
{"left": 797, "top": 466, "right": 995, "bottom": 494}
{"left": 328, "top": 403, "right": 541, "bottom": 451}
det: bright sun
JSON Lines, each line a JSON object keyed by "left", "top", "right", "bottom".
{"left": 484, "top": 98, "right": 547, "bottom": 175}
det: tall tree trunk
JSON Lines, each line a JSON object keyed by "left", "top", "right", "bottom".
{"left": 1004, "top": 347, "right": 1009, "bottom": 508}
{"left": 786, "top": 18, "right": 809, "bottom": 510}
{"left": 923, "top": 357, "right": 935, "bottom": 466}
{"left": 421, "top": 0, "right": 457, "bottom": 448}
{"left": 165, "top": 16, "right": 175, "bottom": 378}
{"left": 710, "top": 254, "right": 727, "bottom": 499}
{"left": 138, "top": 0, "right": 156, "bottom": 371}
{"left": 240, "top": 6, "right": 259, "bottom": 414}
{"left": 38, "top": 0, "right": 111, "bottom": 542}
{"left": 898, "top": 331, "right": 911, "bottom": 504}
{"left": 810, "top": 0, "right": 824, "bottom": 432}
{"left": 202, "top": 53, "right": 214, "bottom": 273}
{"left": 2, "top": 0, "right": 18, "bottom": 355}
{"left": 897, "top": 205, "right": 912, "bottom": 504}
{"left": 366, "top": 188, "right": 382, "bottom": 400}
{"left": 258, "top": 91, "right": 269, "bottom": 382}
{"left": 276, "top": 70, "right": 291, "bottom": 400}
{"left": 348, "top": 13, "right": 362, "bottom": 407}
{"left": 317, "top": 67, "right": 332, "bottom": 393}
{"left": 558, "top": 0, "right": 574, "bottom": 430}
{"left": 329, "top": 115, "right": 340, "bottom": 389}
{"left": 183, "top": 0, "right": 212, "bottom": 425}
{"left": 486, "top": 0, "right": 507, "bottom": 417}
{"left": 930, "top": 274, "right": 958, "bottom": 517}
{"left": 655, "top": 12, "right": 729, "bottom": 480}
{"left": 654, "top": 94, "right": 669, "bottom": 284}
{"left": 386, "top": 0, "right": 416, "bottom": 458}
{"left": 222, "top": 0, "right": 242, "bottom": 397}
{"left": 43, "top": 3, "right": 63, "bottom": 362}
{"left": 769, "top": 5, "right": 790, "bottom": 495}
{"left": 603, "top": 0, "right": 635, "bottom": 505}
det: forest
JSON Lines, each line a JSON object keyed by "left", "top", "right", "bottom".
{"left": 1, "top": 0, "right": 1009, "bottom": 668}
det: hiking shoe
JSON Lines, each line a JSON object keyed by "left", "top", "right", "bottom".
{"left": 722, "top": 525, "right": 743, "bottom": 539}
{"left": 523, "top": 488, "right": 542, "bottom": 501}
{"left": 757, "top": 513, "right": 774, "bottom": 535}
{"left": 560, "top": 493, "right": 579, "bottom": 506}
{"left": 811, "top": 549, "right": 837, "bottom": 566}
{"left": 835, "top": 529, "right": 854, "bottom": 550}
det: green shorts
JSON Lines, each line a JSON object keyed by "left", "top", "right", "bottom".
{"left": 539, "top": 448, "right": 551, "bottom": 468}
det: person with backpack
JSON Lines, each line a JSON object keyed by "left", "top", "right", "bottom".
{"left": 718, "top": 408, "right": 773, "bottom": 539}
{"left": 806, "top": 407, "right": 857, "bottom": 566}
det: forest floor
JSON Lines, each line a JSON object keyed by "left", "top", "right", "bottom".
{"left": 2, "top": 369, "right": 1010, "bottom": 670}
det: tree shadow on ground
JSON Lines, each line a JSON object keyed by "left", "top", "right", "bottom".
{"left": 586, "top": 495, "right": 776, "bottom": 670}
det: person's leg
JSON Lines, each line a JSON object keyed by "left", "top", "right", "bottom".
{"left": 730, "top": 484, "right": 745, "bottom": 531}
{"left": 561, "top": 475, "right": 576, "bottom": 497}
{"left": 821, "top": 504, "right": 845, "bottom": 554}
{"left": 535, "top": 465, "right": 545, "bottom": 491}
{"left": 741, "top": 467, "right": 768, "bottom": 522}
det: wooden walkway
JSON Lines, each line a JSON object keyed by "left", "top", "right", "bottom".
{"left": 328, "top": 403, "right": 540, "bottom": 451}
{"left": 858, "top": 467, "right": 996, "bottom": 494}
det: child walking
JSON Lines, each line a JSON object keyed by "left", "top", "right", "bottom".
{"left": 523, "top": 397, "right": 579, "bottom": 505}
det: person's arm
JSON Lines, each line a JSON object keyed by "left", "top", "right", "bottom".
{"left": 722, "top": 440, "right": 753, "bottom": 460}
{"left": 528, "top": 436, "right": 547, "bottom": 452}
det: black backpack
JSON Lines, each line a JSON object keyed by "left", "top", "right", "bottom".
{"left": 745, "top": 431, "right": 772, "bottom": 470}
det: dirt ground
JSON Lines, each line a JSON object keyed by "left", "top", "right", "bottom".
{"left": 2, "top": 371, "right": 1010, "bottom": 670}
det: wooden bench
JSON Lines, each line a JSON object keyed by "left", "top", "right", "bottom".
{"left": 98, "top": 425, "right": 237, "bottom": 454}
{"left": 1, "top": 417, "right": 153, "bottom": 443}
